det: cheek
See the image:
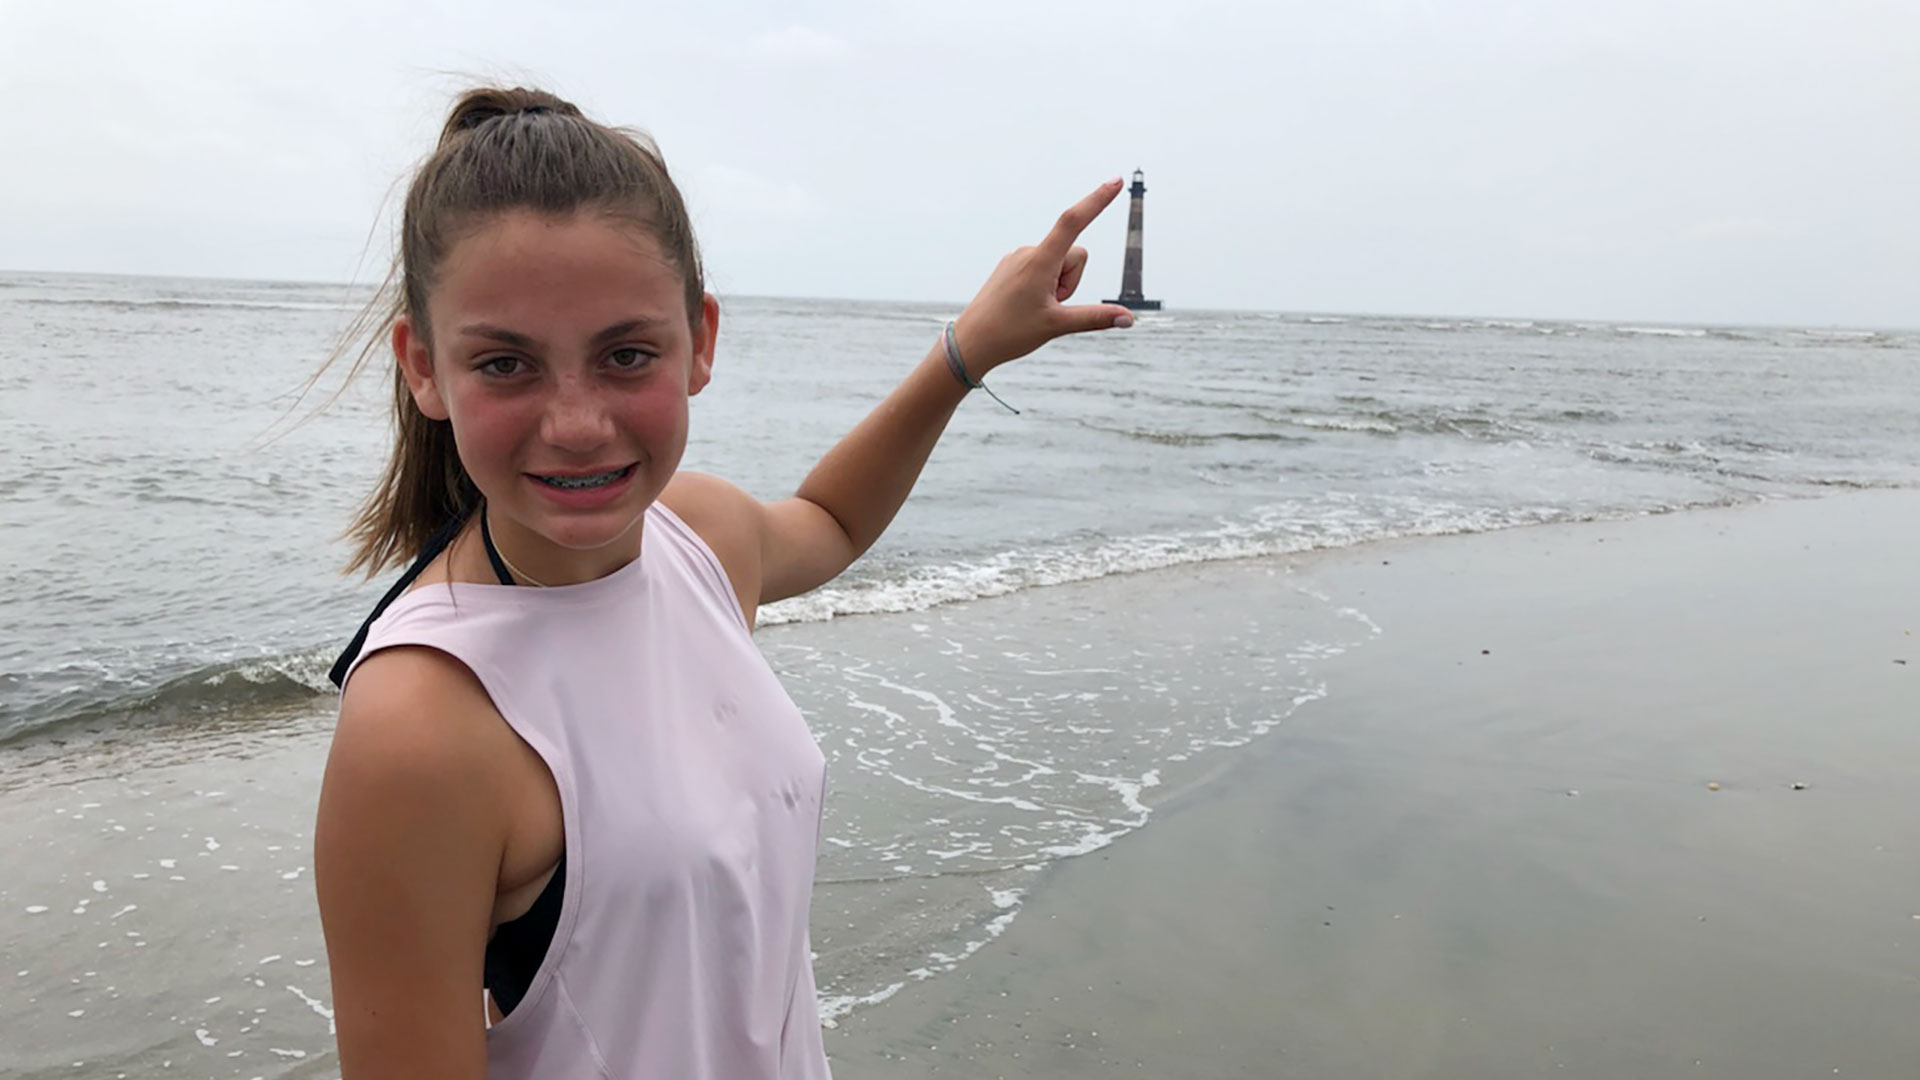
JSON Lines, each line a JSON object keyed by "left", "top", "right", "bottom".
{"left": 618, "top": 383, "right": 691, "bottom": 439}
{"left": 444, "top": 392, "right": 541, "bottom": 472}
{"left": 618, "top": 385, "right": 693, "bottom": 476}
{"left": 644, "top": 392, "right": 690, "bottom": 431}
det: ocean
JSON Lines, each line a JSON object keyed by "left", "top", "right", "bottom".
{"left": 3, "top": 270, "right": 1917, "bottom": 1076}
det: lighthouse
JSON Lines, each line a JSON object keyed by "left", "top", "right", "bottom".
{"left": 1105, "top": 169, "right": 1161, "bottom": 311}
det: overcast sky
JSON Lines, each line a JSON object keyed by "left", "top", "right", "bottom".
{"left": 2, "top": 0, "right": 1914, "bottom": 326}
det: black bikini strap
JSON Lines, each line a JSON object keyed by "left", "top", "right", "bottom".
{"left": 326, "top": 507, "right": 517, "bottom": 690}
{"left": 327, "top": 516, "right": 464, "bottom": 688}
{"left": 478, "top": 508, "right": 517, "bottom": 589}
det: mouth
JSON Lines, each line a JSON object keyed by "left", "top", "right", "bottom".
{"left": 530, "top": 464, "right": 637, "bottom": 491}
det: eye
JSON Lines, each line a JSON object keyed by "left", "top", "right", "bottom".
{"left": 607, "top": 347, "right": 656, "bottom": 372}
{"left": 477, "top": 355, "right": 525, "bottom": 378}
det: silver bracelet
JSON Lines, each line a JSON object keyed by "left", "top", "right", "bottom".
{"left": 942, "top": 321, "right": 1020, "bottom": 415}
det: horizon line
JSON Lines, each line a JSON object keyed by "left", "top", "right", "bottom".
{"left": 0, "top": 266, "right": 1912, "bottom": 335}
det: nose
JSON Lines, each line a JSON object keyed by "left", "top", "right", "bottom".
{"left": 540, "top": 372, "right": 614, "bottom": 453}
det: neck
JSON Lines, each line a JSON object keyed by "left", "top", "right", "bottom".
{"left": 469, "top": 506, "right": 647, "bottom": 587}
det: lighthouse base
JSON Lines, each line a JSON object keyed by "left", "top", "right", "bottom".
{"left": 1105, "top": 297, "right": 1162, "bottom": 311}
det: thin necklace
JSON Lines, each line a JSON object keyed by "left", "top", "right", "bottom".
{"left": 482, "top": 508, "right": 550, "bottom": 588}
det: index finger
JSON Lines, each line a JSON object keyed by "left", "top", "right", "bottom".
{"left": 1039, "top": 177, "right": 1125, "bottom": 261}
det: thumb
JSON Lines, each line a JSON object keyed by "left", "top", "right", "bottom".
{"left": 1057, "top": 304, "right": 1137, "bottom": 335}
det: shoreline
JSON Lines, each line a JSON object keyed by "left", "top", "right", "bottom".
{"left": 1, "top": 485, "right": 1880, "bottom": 758}
{"left": 4, "top": 490, "right": 1917, "bottom": 1078}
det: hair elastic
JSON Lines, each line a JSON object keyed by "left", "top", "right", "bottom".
{"left": 942, "top": 321, "right": 1019, "bottom": 415}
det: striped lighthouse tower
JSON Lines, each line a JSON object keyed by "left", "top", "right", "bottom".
{"left": 1105, "top": 169, "right": 1161, "bottom": 311}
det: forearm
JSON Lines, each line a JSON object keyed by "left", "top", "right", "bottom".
{"left": 793, "top": 340, "right": 971, "bottom": 558}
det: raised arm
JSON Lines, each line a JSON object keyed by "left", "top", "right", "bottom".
{"left": 667, "top": 179, "right": 1135, "bottom": 619}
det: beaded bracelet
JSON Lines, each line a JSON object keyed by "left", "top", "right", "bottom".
{"left": 942, "top": 321, "right": 1020, "bottom": 415}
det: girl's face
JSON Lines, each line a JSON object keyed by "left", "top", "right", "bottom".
{"left": 395, "top": 209, "right": 718, "bottom": 581}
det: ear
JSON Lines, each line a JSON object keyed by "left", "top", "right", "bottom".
{"left": 392, "top": 314, "right": 450, "bottom": 421}
{"left": 687, "top": 292, "right": 720, "bottom": 397}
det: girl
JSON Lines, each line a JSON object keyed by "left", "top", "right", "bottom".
{"left": 313, "top": 86, "right": 1133, "bottom": 1079}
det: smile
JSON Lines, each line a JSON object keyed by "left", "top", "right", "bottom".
{"left": 533, "top": 465, "right": 636, "bottom": 490}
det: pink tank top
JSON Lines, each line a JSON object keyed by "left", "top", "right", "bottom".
{"left": 346, "top": 502, "right": 832, "bottom": 1079}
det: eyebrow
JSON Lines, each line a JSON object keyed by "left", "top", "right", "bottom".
{"left": 455, "top": 317, "right": 666, "bottom": 349}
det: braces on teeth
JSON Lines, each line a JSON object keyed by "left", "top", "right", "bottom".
{"left": 541, "top": 469, "right": 626, "bottom": 490}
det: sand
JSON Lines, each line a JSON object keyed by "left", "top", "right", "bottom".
{"left": 822, "top": 490, "right": 1920, "bottom": 1078}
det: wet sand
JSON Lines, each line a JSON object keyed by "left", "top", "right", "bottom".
{"left": 823, "top": 490, "right": 1920, "bottom": 1078}
{"left": 0, "top": 710, "right": 341, "bottom": 1079}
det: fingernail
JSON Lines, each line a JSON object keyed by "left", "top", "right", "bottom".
{"left": 1114, "top": 313, "right": 1134, "bottom": 329}
{"left": 1108, "top": 176, "right": 1124, "bottom": 188}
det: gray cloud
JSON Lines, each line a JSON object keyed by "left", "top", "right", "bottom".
{"left": 2, "top": 0, "right": 1914, "bottom": 326}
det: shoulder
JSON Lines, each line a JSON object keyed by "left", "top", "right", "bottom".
{"left": 661, "top": 471, "right": 764, "bottom": 622}
{"left": 337, "top": 644, "right": 500, "bottom": 746}
{"left": 319, "top": 645, "right": 518, "bottom": 930}
{"left": 324, "top": 646, "right": 520, "bottom": 837}
{"left": 662, "top": 470, "right": 760, "bottom": 545}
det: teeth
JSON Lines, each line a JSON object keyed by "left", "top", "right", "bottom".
{"left": 539, "top": 468, "right": 625, "bottom": 490}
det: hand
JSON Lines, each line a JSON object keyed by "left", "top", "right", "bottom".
{"left": 951, "top": 178, "right": 1136, "bottom": 375}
